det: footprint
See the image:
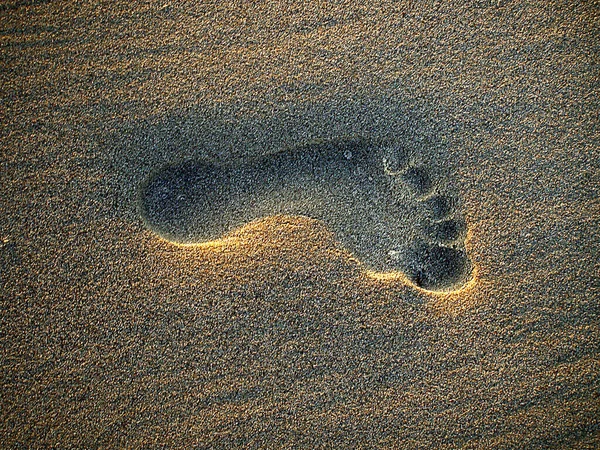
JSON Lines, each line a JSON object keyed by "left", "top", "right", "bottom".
{"left": 421, "top": 195, "right": 454, "bottom": 221}
{"left": 139, "top": 138, "right": 473, "bottom": 292}
{"left": 392, "top": 242, "right": 472, "bottom": 292}
{"left": 420, "top": 217, "right": 467, "bottom": 244}
{"left": 400, "top": 166, "right": 433, "bottom": 197}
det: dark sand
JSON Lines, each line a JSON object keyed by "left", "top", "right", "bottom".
{"left": 1, "top": 0, "right": 599, "bottom": 448}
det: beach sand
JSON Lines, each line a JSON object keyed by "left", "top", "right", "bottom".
{"left": 1, "top": 0, "right": 598, "bottom": 448}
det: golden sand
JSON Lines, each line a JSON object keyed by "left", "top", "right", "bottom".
{"left": 1, "top": 0, "right": 597, "bottom": 447}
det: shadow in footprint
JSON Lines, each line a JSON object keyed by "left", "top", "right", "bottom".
{"left": 139, "top": 137, "right": 473, "bottom": 292}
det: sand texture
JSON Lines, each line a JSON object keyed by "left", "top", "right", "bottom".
{"left": 1, "top": 0, "right": 599, "bottom": 448}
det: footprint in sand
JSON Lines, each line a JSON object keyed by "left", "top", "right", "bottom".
{"left": 138, "top": 138, "right": 473, "bottom": 292}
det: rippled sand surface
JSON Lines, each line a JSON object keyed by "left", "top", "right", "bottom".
{"left": 1, "top": 1, "right": 598, "bottom": 448}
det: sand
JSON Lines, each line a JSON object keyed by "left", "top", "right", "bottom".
{"left": 1, "top": 0, "right": 598, "bottom": 448}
